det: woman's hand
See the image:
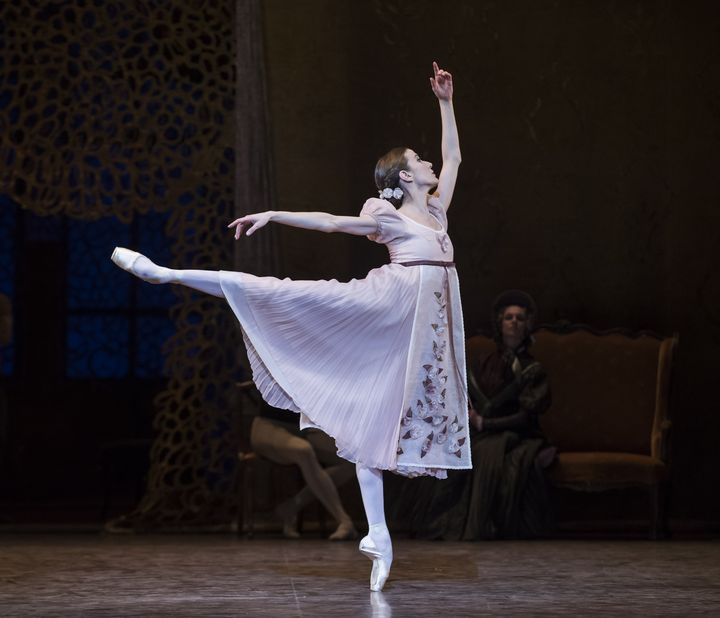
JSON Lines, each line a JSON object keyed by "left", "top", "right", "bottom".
{"left": 430, "top": 60, "right": 460, "bottom": 211}
{"left": 430, "top": 61, "right": 453, "bottom": 101}
{"left": 227, "top": 212, "right": 273, "bottom": 239}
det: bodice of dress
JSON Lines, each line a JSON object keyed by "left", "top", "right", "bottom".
{"left": 360, "top": 197, "right": 453, "bottom": 263}
{"left": 221, "top": 195, "right": 470, "bottom": 476}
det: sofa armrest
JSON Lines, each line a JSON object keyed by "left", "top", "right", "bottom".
{"left": 651, "top": 334, "right": 678, "bottom": 462}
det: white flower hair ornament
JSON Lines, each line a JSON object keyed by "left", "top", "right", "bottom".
{"left": 379, "top": 187, "right": 404, "bottom": 200}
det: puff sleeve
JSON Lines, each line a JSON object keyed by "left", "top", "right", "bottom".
{"left": 359, "top": 198, "right": 406, "bottom": 244}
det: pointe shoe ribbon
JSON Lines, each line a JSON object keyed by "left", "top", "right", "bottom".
{"left": 359, "top": 535, "right": 392, "bottom": 592}
{"left": 359, "top": 535, "right": 382, "bottom": 559}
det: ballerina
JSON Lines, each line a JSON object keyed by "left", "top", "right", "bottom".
{"left": 111, "top": 61, "right": 469, "bottom": 591}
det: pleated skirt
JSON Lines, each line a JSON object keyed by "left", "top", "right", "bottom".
{"left": 220, "top": 263, "right": 471, "bottom": 477}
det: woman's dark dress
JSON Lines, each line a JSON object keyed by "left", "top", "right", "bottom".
{"left": 392, "top": 339, "right": 554, "bottom": 540}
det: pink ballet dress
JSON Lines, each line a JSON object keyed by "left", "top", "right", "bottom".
{"left": 220, "top": 197, "right": 471, "bottom": 478}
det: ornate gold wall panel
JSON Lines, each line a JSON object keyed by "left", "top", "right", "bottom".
{"left": 0, "top": 1, "right": 245, "bottom": 527}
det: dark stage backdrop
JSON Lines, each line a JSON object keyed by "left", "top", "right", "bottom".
{"left": 0, "top": 0, "right": 718, "bottom": 529}
{"left": 262, "top": 0, "right": 720, "bottom": 525}
{"left": 0, "top": 1, "right": 241, "bottom": 526}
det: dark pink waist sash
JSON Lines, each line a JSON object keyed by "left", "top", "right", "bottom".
{"left": 397, "top": 260, "right": 455, "bottom": 267}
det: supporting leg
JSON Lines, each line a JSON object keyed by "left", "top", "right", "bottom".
{"left": 356, "top": 463, "right": 392, "bottom": 591}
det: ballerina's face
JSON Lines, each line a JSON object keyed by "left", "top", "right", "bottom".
{"left": 403, "top": 149, "right": 437, "bottom": 187}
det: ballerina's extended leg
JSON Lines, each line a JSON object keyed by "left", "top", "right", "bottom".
{"left": 356, "top": 463, "right": 392, "bottom": 591}
{"left": 110, "top": 247, "right": 224, "bottom": 298}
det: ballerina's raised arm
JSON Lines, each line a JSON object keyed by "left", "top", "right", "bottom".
{"left": 228, "top": 62, "right": 459, "bottom": 239}
{"left": 429, "top": 61, "right": 461, "bottom": 211}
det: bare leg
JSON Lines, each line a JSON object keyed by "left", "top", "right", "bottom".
{"left": 292, "top": 463, "right": 356, "bottom": 510}
{"left": 251, "top": 418, "right": 355, "bottom": 538}
{"left": 300, "top": 429, "right": 358, "bottom": 539}
{"left": 356, "top": 463, "right": 392, "bottom": 591}
{"left": 110, "top": 248, "right": 224, "bottom": 298}
{"left": 289, "top": 463, "right": 358, "bottom": 540}
{"left": 281, "top": 445, "right": 354, "bottom": 533}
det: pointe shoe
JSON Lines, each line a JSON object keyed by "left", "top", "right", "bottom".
{"left": 111, "top": 247, "right": 141, "bottom": 272}
{"left": 110, "top": 247, "right": 170, "bottom": 284}
{"left": 329, "top": 521, "right": 359, "bottom": 541}
{"left": 359, "top": 534, "right": 392, "bottom": 592}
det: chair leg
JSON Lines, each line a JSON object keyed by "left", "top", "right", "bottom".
{"left": 650, "top": 482, "right": 667, "bottom": 540}
{"left": 292, "top": 466, "right": 303, "bottom": 534}
{"left": 243, "top": 457, "right": 255, "bottom": 539}
{"left": 234, "top": 460, "right": 243, "bottom": 537}
{"left": 99, "top": 454, "right": 111, "bottom": 522}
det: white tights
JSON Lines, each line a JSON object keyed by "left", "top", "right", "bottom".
{"left": 173, "top": 270, "right": 224, "bottom": 298}
{"left": 129, "top": 254, "right": 225, "bottom": 298}
{"left": 356, "top": 464, "right": 391, "bottom": 548}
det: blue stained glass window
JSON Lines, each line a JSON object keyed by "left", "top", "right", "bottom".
{"left": 0, "top": 194, "right": 17, "bottom": 376}
{"left": 23, "top": 210, "right": 64, "bottom": 242}
{"left": 66, "top": 209, "right": 175, "bottom": 379}
{"left": 67, "top": 216, "right": 131, "bottom": 310}
{"left": 136, "top": 211, "right": 175, "bottom": 309}
{"left": 67, "top": 315, "right": 130, "bottom": 378}
{"left": 2, "top": 197, "right": 175, "bottom": 379}
{"left": 135, "top": 315, "right": 174, "bottom": 378}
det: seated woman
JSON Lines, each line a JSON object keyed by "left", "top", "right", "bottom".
{"left": 394, "top": 290, "right": 556, "bottom": 539}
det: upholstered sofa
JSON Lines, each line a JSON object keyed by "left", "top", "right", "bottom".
{"left": 465, "top": 323, "right": 678, "bottom": 537}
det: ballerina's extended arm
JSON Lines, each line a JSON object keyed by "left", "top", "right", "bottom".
{"left": 430, "top": 61, "right": 461, "bottom": 211}
{"left": 228, "top": 210, "right": 378, "bottom": 239}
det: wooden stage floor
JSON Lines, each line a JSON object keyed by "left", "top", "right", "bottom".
{"left": 1, "top": 534, "right": 719, "bottom": 616}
